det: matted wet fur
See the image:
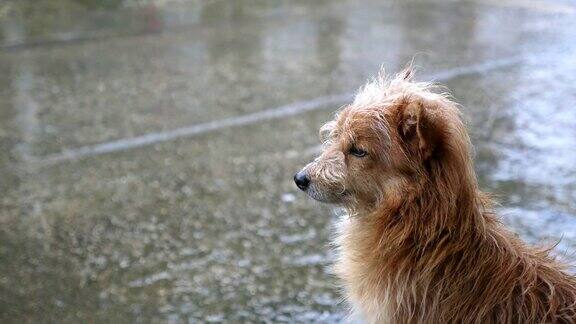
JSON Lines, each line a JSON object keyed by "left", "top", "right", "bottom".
{"left": 294, "top": 67, "right": 576, "bottom": 323}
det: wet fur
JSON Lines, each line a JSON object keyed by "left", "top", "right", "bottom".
{"left": 299, "top": 68, "right": 576, "bottom": 323}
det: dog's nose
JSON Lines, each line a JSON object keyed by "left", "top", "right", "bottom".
{"left": 294, "top": 171, "right": 310, "bottom": 191}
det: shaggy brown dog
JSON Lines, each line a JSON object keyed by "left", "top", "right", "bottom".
{"left": 294, "top": 68, "right": 576, "bottom": 323}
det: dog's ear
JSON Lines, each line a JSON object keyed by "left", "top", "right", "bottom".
{"left": 398, "top": 99, "right": 439, "bottom": 161}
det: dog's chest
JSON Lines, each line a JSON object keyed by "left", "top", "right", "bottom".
{"left": 332, "top": 217, "right": 393, "bottom": 323}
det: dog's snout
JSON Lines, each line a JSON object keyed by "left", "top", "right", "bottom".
{"left": 294, "top": 171, "right": 311, "bottom": 191}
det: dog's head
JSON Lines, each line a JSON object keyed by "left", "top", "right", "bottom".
{"left": 294, "top": 68, "right": 473, "bottom": 211}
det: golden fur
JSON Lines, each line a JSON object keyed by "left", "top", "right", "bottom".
{"left": 295, "top": 68, "right": 576, "bottom": 323}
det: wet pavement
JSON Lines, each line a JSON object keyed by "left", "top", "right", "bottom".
{"left": 1, "top": 0, "right": 576, "bottom": 322}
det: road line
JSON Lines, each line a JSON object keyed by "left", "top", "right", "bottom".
{"left": 33, "top": 55, "right": 524, "bottom": 166}
{"left": 478, "top": 0, "right": 576, "bottom": 14}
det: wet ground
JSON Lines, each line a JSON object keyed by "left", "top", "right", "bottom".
{"left": 1, "top": 0, "right": 576, "bottom": 322}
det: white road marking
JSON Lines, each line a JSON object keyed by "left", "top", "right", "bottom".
{"left": 33, "top": 55, "right": 524, "bottom": 166}
{"left": 478, "top": 0, "right": 575, "bottom": 14}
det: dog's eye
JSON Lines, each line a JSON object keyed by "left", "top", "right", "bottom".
{"left": 349, "top": 146, "right": 368, "bottom": 157}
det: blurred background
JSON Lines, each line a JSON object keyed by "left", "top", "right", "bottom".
{"left": 1, "top": 0, "right": 576, "bottom": 322}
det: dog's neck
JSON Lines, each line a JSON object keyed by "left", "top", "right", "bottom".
{"left": 337, "top": 153, "right": 502, "bottom": 322}
{"left": 372, "top": 149, "right": 488, "bottom": 239}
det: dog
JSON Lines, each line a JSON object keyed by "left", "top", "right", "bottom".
{"left": 294, "top": 67, "right": 576, "bottom": 323}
